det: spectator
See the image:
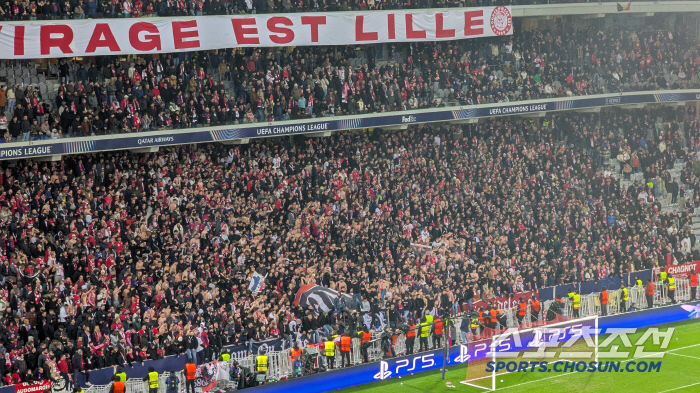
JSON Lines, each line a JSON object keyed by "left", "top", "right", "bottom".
{"left": 20, "top": 115, "right": 30, "bottom": 141}
{"left": 0, "top": 104, "right": 693, "bottom": 386}
{"left": 4, "top": 25, "right": 699, "bottom": 142}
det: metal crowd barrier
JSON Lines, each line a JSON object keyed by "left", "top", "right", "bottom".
{"left": 676, "top": 278, "right": 691, "bottom": 301}
{"left": 81, "top": 281, "right": 697, "bottom": 392}
{"left": 83, "top": 350, "right": 289, "bottom": 393}
{"left": 629, "top": 284, "right": 648, "bottom": 308}
{"left": 569, "top": 279, "right": 691, "bottom": 319}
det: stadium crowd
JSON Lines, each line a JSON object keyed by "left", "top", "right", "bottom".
{"left": 0, "top": 0, "right": 678, "bottom": 20}
{"left": 1, "top": 25, "right": 698, "bottom": 141}
{"left": 0, "top": 104, "right": 696, "bottom": 385}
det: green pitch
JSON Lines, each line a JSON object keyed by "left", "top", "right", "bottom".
{"left": 342, "top": 319, "right": 700, "bottom": 393}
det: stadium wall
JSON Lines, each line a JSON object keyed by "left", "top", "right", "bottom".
{"left": 1, "top": 89, "right": 698, "bottom": 161}
{"left": 538, "top": 269, "right": 656, "bottom": 301}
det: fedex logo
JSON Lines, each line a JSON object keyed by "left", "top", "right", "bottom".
{"left": 402, "top": 115, "right": 417, "bottom": 123}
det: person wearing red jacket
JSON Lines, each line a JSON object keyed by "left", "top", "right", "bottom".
{"left": 57, "top": 353, "right": 70, "bottom": 385}
{"left": 199, "top": 330, "right": 209, "bottom": 363}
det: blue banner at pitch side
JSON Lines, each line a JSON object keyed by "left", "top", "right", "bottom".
{"left": 247, "top": 301, "right": 700, "bottom": 393}
{"left": 537, "top": 269, "right": 655, "bottom": 302}
{"left": 2, "top": 301, "right": 694, "bottom": 391}
{"left": 1, "top": 90, "right": 699, "bottom": 161}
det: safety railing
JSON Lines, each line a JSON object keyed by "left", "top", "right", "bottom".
{"left": 563, "top": 279, "right": 691, "bottom": 319}
{"left": 80, "top": 280, "right": 695, "bottom": 392}
{"left": 629, "top": 285, "right": 648, "bottom": 309}
{"left": 83, "top": 351, "right": 290, "bottom": 393}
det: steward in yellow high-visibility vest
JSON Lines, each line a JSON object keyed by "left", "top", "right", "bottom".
{"left": 115, "top": 367, "right": 127, "bottom": 382}
{"left": 142, "top": 367, "right": 159, "bottom": 393}
{"left": 420, "top": 321, "right": 430, "bottom": 337}
{"left": 469, "top": 311, "right": 482, "bottom": 334}
{"left": 659, "top": 271, "right": 667, "bottom": 282}
{"left": 325, "top": 337, "right": 336, "bottom": 369}
{"left": 470, "top": 318, "right": 480, "bottom": 332}
{"left": 221, "top": 352, "right": 230, "bottom": 362}
{"left": 256, "top": 354, "right": 268, "bottom": 372}
{"left": 572, "top": 293, "right": 581, "bottom": 317}
{"left": 668, "top": 276, "right": 677, "bottom": 304}
{"left": 636, "top": 277, "right": 643, "bottom": 287}
{"left": 620, "top": 283, "right": 629, "bottom": 313}
{"left": 325, "top": 338, "right": 336, "bottom": 356}
{"left": 419, "top": 316, "right": 430, "bottom": 352}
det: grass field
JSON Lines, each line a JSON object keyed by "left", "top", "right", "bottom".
{"left": 342, "top": 318, "right": 700, "bottom": 393}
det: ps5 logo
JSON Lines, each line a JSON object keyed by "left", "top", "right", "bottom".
{"left": 373, "top": 354, "right": 436, "bottom": 380}
{"left": 454, "top": 345, "right": 471, "bottom": 363}
{"left": 528, "top": 329, "right": 545, "bottom": 348}
{"left": 395, "top": 354, "right": 435, "bottom": 373}
{"left": 374, "top": 361, "right": 392, "bottom": 380}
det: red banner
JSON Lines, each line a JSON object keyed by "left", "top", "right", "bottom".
{"left": 468, "top": 290, "right": 539, "bottom": 311}
{"left": 15, "top": 381, "right": 52, "bottom": 393}
{"left": 665, "top": 261, "right": 700, "bottom": 277}
{"left": 0, "top": 7, "right": 512, "bottom": 59}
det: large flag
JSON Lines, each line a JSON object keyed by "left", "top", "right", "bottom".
{"left": 248, "top": 272, "right": 266, "bottom": 294}
{"left": 294, "top": 284, "right": 354, "bottom": 312}
{"left": 0, "top": 8, "right": 513, "bottom": 59}
{"left": 617, "top": 2, "right": 631, "bottom": 11}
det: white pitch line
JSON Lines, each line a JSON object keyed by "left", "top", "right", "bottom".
{"left": 657, "top": 381, "right": 700, "bottom": 393}
{"left": 666, "top": 352, "right": 700, "bottom": 361}
{"left": 495, "top": 343, "right": 700, "bottom": 391}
